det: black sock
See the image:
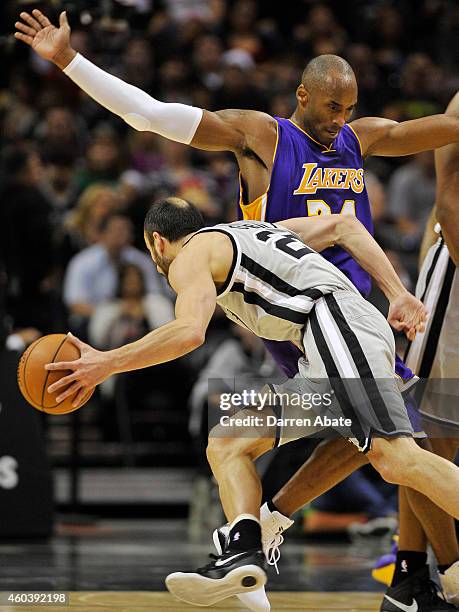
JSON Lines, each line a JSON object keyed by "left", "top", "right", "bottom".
{"left": 227, "top": 518, "right": 262, "bottom": 552}
{"left": 438, "top": 561, "right": 457, "bottom": 575}
{"left": 391, "top": 551, "right": 428, "bottom": 587}
{"left": 267, "top": 498, "right": 291, "bottom": 518}
{"left": 267, "top": 499, "right": 281, "bottom": 514}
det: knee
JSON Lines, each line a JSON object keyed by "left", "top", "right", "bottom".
{"left": 368, "top": 442, "right": 415, "bottom": 485}
{"left": 370, "top": 455, "right": 401, "bottom": 484}
{"left": 206, "top": 434, "right": 231, "bottom": 467}
{"left": 206, "top": 429, "right": 248, "bottom": 468}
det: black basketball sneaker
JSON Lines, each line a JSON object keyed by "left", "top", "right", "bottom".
{"left": 165, "top": 548, "right": 267, "bottom": 606}
{"left": 381, "top": 566, "right": 458, "bottom": 611}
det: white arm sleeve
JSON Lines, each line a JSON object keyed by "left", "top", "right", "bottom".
{"left": 63, "top": 53, "right": 203, "bottom": 144}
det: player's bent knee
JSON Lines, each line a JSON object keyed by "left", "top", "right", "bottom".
{"left": 206, "top": 433, "right": 255, "bottom": 467}
{"left": 369, "top": 457, "right": 401, "bottom": 484}
{"left": 367, "top": 439, "right": 414, "bottom": 485}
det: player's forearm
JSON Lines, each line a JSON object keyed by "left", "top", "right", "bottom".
{"left": 107, "top": 319, "right": 204, "bottom": 374}
{"left": 375, "top": 115, "right": 459, "bottom": 157}
{"left": 337, "top": 220, "right": 406, "bottom": 300}
{"left": 61, "top": 53, "right": 202, "bottom": 143}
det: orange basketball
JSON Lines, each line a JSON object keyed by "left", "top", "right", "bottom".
{"left": 17, "top": 334, "right": 94, "bottom": 414}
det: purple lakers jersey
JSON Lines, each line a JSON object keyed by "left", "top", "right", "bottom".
{"left": 238, "top": 116, "right": 415, "bottom": 383}
{"left": 239, "top": 118, "right": 373, "bottom": 297}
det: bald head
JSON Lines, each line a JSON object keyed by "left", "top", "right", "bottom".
{"left": 301, "top": 54, "right": 356, "bottom": 93}
{"left": 144, "top": 196, "right": 204, "bottom": 244}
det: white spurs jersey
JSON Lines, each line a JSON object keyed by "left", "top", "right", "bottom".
{"left": 194, "top": 221, "right": 359, "bottom": 345}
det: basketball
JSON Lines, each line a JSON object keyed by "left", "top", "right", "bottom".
{"left": 17, "top": 334, "right": 93, "bottom": 414}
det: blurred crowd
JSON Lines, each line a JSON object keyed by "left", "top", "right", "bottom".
{"left": 0, "top": 0, "right": 457, "bottom": 521}
{"left": 1, "top": 0, "right": 458, "bottom": 339}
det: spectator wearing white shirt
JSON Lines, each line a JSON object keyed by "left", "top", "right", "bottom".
{"left": 88, "top": 262, "right": 174, "bottom": 403}
{"left": 63, "top": 213, "right": 170, "bottom": 337}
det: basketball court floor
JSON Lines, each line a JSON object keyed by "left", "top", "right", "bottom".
{"left": 0, "top": 518, "right": 387, "bottom": 611}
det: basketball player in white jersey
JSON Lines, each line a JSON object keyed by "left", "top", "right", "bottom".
{"left": 46, "top": 198, "right": 459, "bottom": 607}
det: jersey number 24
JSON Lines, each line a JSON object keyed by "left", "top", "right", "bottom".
{"left": 307, "top": 200, "right": 355, "bottom": 216}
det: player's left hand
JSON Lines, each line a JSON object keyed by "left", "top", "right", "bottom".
{"left": 45, "top": 333, "right": 113, "bottom": 406}
{"left": 388, "top": 291, "right": 428, "bottom": 341}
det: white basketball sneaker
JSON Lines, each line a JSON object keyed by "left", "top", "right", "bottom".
{"left": 212, "top": 503, "right": 294, "bottom": 612}
{"left": 440, "top": 560, "right": 459, "bottom": 605}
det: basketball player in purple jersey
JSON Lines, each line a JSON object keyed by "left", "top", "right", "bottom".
{"left": 15, "top": 10, "right": 459, "bottom": 611}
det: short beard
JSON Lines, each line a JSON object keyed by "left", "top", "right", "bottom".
{"left": 152, "top": 243, "right": 172, "bottom": 278}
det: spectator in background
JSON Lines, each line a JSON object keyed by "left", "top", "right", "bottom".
{"left": 73, "top": 127, "right": 125, "bottom": 194}
{"left": 1, "top": 76, "right": 38, "bottom": 143}
{"left": 191, "top": 34, "right": 224, "bottom": 92}
{"left": 59, "top": 183, "right": 120, "bottom": 263}
{"left": 149, "top": 139, "right": 226, "bottom": 221}
{"left": 214, "top": 51, "right": 265, "bottom": 111}
{"left": 63, "top": 213, "right": 170, "bottom": 338}
{"left": 364, "top": 170, "right": 413, "bottom": 295}
{"left": 158, "top": 57, "right": 193, "bottom": 104}
{"left": 40, "top": 151, "right": 78, "bottom": 221}
{"left": 119, "top": 37, "right": 156, "bottom": 93}
{"left": 126, "top": 131, "right": 165, "bottom": 175}
{"left": 34, "top": 106, "right": 88, "bottom": 161}
{"left": 89, "top": 262, "right": 173, "bottom": 351}
{"left": 0, "top": 145, "right": 56, "bottom": 331}
{"left": 387, "top": 151, "right": 436, "bottom": 250}
{"left": 89, "top": 262, "right": 173, "bottom": 402}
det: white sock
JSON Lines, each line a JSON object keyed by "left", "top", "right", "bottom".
{"left": 260, "top": 502, "right": 294, "bottom": 531}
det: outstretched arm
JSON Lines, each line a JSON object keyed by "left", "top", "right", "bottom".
{"left": 14, "top": 10, "right": 274, "bottom": 154}
{"left": 277, "top": 216, "right": 427, "bottom": 339}
{"left": 45, "top": 261, "right": 217, "bottom": 406}
{"left": 350, "top": 113, "right": 459, "bottom": 158}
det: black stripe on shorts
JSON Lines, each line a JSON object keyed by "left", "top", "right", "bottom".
{"left": 309, "top": 308, "right": 367, "bottom": 446}
{"left": 324, "top": 294, "right": 396, "bottom": 434}
{"left": 417, "top": 257, "right": 456, "bottom": 379}
{"left": 404, "top": 238, "right": 444, "bottom": 361}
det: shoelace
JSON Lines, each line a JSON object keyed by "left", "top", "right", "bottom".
{"left": 266, "top": 526, "right": 284, "bottom": 574}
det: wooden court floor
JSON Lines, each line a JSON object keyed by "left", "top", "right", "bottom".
{"left": 2, "top": 591, "right": 382, "bottom": 611}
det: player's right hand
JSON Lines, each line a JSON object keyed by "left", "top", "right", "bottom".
{"left": 14, "top": 9, "right": 73, "bottom": 67}
{"left": 387, "top": 291, "right": 428, "bottom": 341}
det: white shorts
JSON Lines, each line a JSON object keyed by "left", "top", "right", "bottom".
{"left": 405, "top": 235, "right": 459, "bottom": 429}
{"left": 271, "top": 291, "right": 414, "bottom": 452}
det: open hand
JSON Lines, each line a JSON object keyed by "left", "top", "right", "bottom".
{"left": 45, "top": 333, "right": 113, "bottom": 407}
{"left": 388, "top": 291, "right": 428, "bottom": 341}
{"left": 14, "top": 9, "right": 75, "bottom": 68}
